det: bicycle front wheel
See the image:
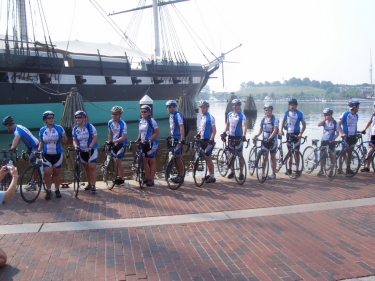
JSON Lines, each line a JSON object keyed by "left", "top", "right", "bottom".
{"left": 285, "top": 150, "right": 304, "bottom": 179}
{"left": 193, "top": 154, "right": 208, "bottom": 187}
{"left": 73, "top": 160, "right": 82, "bottom": 197}
{"left": 323, "top": 150, "right": 337, "bottom": 181}
{"left": 20, "top": 166, "right": 42, "bottom": 203}
{"left": 132, "top": 154, "right": 140, "bottom": 181}
{"left": 302, "top": 146, "right": 315, "bottom": 174}
{"left": 138, "top": 154, "right": 145, "bottom": 189}
{"left": 103, "top": 158, "right": 117, "bottom": 190}
{"left": 217, "top": 149, "right": 229, "bottom": 177}
{"left": 248, "top": 147, "right": 257, "bottom": 176}
{"left": 256, "top": 151, "right": 269, "bottom": 184}
{"left": 234, "top": 154, "right": 247, "bottom": 185}
{"left": 166, "top": 156, "right": 185, "bottom": 190}
{"left": 342, "top": 149, "right": 360, "bottom": 177}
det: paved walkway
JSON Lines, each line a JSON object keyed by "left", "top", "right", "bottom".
{"left": 0, "top": 171, "right": 375, "bottom": 280}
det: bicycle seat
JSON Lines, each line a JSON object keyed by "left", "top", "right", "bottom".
{"left": 312, "top": 139, "right": 320, "bottom": 146}
{"left": 61, "top": 182, "right": 71, "bottom": 188}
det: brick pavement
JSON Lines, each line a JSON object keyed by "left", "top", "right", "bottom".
{"left": 0, "top": 172, "right": 375, "bottom": 280}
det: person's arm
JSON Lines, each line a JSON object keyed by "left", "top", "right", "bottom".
{"left": 298, "top": 121, "right": 306, "bottom": 138}
{"left": 2, "top": 166, "right": 18, "bottom": 202}
{"left": 61, "top": 132, "right": 68, "bottom": 144}
{"left": 253, "top": 128, "right": 263, "bottom": 139}
{"left": 88, "top": 135, "right": 98, "bottom": 149}
{"left": 223, "top": 121, "right": 229, "bottom": 134}
{"left": 149, "top": 128, "right": 160, "bottom": 141}
{"left": 242, "top": 120, "right": 247, "bottom": 137}
{"left": 362, "top": 119, "right": 372, "bottom": 132}
{"left": 179, "top": 124, "right": 185, "bottom": 141}
{"left": 317, "top": 118, "right": 326, "bottom": 127}
{"left": 10, "top": 135, "right": 21, "bottom": 150}
{"left": 115, "top": 133, "right": 127, "bottom": 144}
{"left": 338, "top": 120, "right": 345, "bottom": 136}
{"left": 210, "top": 125, "right": 216, "bottom": 141}
{"left": 37, "top": 140, "right": 44, "bottom": 152}
{"left": 268, "top": 126, "right": 279, "bottom": 141}
{"left": 280, "top": 118, "right": 285, "bottom": 135}
{"left": 108, "top": 130, "right": 113, "bottom": 142}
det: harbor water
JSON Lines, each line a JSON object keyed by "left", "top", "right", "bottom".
{"left": 0, "top": 101, "right": 373, "bottom": 182}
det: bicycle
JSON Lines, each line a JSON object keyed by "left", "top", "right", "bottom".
{"left": 354, "top": 131, "right": 375, "bottom": 171}
{"left": 162, "top": 137, "right": 189, "bottom": 190}
{"left": 253, "top": 138, "right": 275, "bottom": 184}
{"left": 66, "top": 147, "right": 86, "bottom": 197}
{"left": 190, "top": 139, "right": 212, "bottom": 187}
{"left": 302, "top": 139, "right": 337, "bottom": 180}
{"left": 335, "top": 136, "right": 360, "bottom": 177}
{"left": 248, "top": 139, "right": 261, "bottom": 177}
{"left": 128, "top": 140, "right": 149, "bottom": 189}
{"left": 216, "top": 136, "right": 249, "bottom": 185}
{"left": 274, "top": 134, "right": 306, "bottom": 179}
{"left": 0, "top": 148, "right": 18, "bottom": 192}
{"left": 19, "top": 151, "right": 46, "bottom": 203}
{"left": 101, "top": 142, "right": 120, "bottom": 190}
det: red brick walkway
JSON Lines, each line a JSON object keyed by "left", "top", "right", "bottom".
{"left": 1, "top": 173, "right": 375, "bottom": 280}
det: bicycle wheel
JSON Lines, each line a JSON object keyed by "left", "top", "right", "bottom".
{"left": 285, "top": 150, "right": 304, "bottom": 179}
{"left": 372, "top": 151, "right": 375, "bottom": 171}
{"left": 19, "top": 166, "right": 42, "bottom": 203}
{"left": 256, "top": 151, "right": 269, "bottom": 184}
{"left": 165, "top": 156, "right": 185, "bottom": 190}
{"left": 341, "top": 149, "right": 360, "bottom": 177}
{"left": 132, "top": 154, "right": 140, "bottom": 181}
{"left": 193, "top": 154, "right": 208, "bottom": 187}
{"left": 138, "top": 154, "right": 145, "bottom": 189}
{"left": 302, "top": 146, "right": 316, "bottom": 174}
{"left": 0, "top": 173, "right": 12, "bottom": 191}
{"left": 248, "top": 147, "right": 257, "bottom": 176}
{"left": 323, "top": 150, "right": 337, "bottom": 181}
{"left": 217, "top": 149, "right": 229, "bottom": 177}
{"left": 73, "top": 160, "right": 82, "bottom": 197}
{"left": 274, "top": 147, "right": 284, "bottom": 173}
{"left": 234, "top": 154, "right": 247, "bottom": 185}
{"left": 103, "top": 158, "right": 117, "bottom": 190}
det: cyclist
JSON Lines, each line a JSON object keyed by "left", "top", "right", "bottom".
{"left": 337, "top": 100, "right": 360, "bottom": 174}
{"left": 221, "top": 99, "right": 247, "bottom": 180}
{"left": 166, "top": 100, "right": 185, "bottom": 184}
{"left": 280, "top": 97, "right": 306, "bottom": 176}
{"left": 253, "top": 104, "right": 279, "bottom": 179}
{"left": 317, "top": 108, "right": 339, "bottom": 176}
{"left": 196, "top": 101, "right": 216, "bottom": 183}
{"left": 38, "top": 111, "right": 68, "bottom": 200}
{"left": 2, "top": 115, "right": 39, "bottom": 163}
{"left": 107, "top": 106, "right": 127, "bottom": 185}
{"left": 136, "top": 105, "right": 159, "bottom": 186}
{"left": 72, "top": 110, "right": 98, "bottom": 192}
{"left": 359, "top": 101, "right": 375, "bottom": 172}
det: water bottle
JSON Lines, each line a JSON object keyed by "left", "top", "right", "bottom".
{"left": 168, "top": 151, "right": 173, "bottom": 162}
{"left": 314, "top": 150, "right": 318, "bottom": 163}
{"left": 7, "top": 160, "right": 13, "bottom": 170}
{"left": 363, "top": 146, "right": 367, "bottom": 155}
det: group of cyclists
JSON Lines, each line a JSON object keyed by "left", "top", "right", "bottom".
{"left": 0, "top": 96, "right": 374, "bottom": 201}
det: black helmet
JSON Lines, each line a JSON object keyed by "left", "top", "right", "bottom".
{"left": 199, "top": 100, "right": 210, "bottom": 107}
{"left": 42, "top": 111, "right": 55, "bottom": 121}
{"left": 348, "top": 100, "right": 360, "bottom": 109}
{"left": 323, "top": 108, "right": 333, "bottom": 115}
{"left": 2, "top": 115, "right": 14, "bottom": 126}
{"left": 288, "top": 97, "right": 298, "bottom": 105}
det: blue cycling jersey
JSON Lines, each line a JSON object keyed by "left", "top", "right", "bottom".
{"left": 227, "top": 111, "right": 247, "bottom": 136}
{"left": 260, "top": 116, "right": 279, "bottom": 140}
{"left": 169, "top": 110, "right": 183, "bottom": 139}
{"left": 283, "top": 109, "right": 305, "bottom": 134}
{"left": 73, "top": 123, "right": 98, "bottom": 150}
{"left": 39, "top": 124, "right": 65, "bottom": 154}
{"left": 139, "top": 117, "right": 158, "bottom": 146}
{"left": 13, "top": 124, "right": 39, "bottom": 150}
{"left": 321, "top": 119, "right": 338, "bottom": 141}
{"left": 199, "top": 113, "right": 216, "bottom": 139}
{"left": 108, "top": 118, "right": 127, "bottom": 145}
{"left": 339, "top": 110, "right": 358, "bottom": 136}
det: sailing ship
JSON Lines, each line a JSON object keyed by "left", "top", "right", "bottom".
{"left": 0, "top": 0, "right": 236, "bottom": 131}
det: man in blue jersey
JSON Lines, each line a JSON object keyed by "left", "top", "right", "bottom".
{"left": 196, "top": 101, "right": 216, "bottom": 183}
{"left": 2, "top": 116, "right": 39, "bottom": 162}
{"left": 337, "top": 100, "right": 360, "bottom": 174}
{"left": 280, "top": 97, "right": 306, "bottom": 176}
{"left": 222, "top": 99, "right": 247, "bottom": 180}
{"left": 108, "top": 106, "right": 127, "bottom": 185}
{"left": 360, "top": 101, "right": 375, "bottom": 172}
{"left": 166, "top": 100, "right": 185, "bottom": 184}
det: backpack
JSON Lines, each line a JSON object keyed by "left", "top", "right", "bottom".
{"left": 260, "top": 116, "right": 276, "bottom": 133}
{"left": 174, "top": 112, "right": 190, "bottom": 137}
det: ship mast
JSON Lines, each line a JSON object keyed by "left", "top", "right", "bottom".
{"left": 371, "top": 49, "right": 374, "bottom": 97}
{"left": 153, "top": 0, "right": 161, "bottom": 58}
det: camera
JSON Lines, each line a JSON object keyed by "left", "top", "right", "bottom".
{"left": 6, "top": 165, "right": 13, "bottom": 171}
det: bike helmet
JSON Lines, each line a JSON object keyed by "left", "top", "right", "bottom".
{"left": 348, "top": 100, "right": 360, "bottom": 109}
{"left": 288, "top": 97, "right": 298, "bottom": 105}
{"left": 111, "top": 106, "right": 123, "bottom": 113}
{"left": 198, "top": 100, "right": 210, "bottom": 107}
{"left": 263, "top": 104, "right": 274, "bottom": 110}
{"left": 231, "top": 99, "right": 242, "bottom": 105}
{"left": 323, "top": 108, "right": 333, "bottom": 115}
{"left": 74, "top": 110, "right": 87, "bottom": 117}
{"left": 166, "top": 100, "right": 177, "bottom": 107}
{"left": 42, "top": 111, "right": 54, "bottom": 121}
{"left": 2, "top": 115, "right": 14, "bottom": 126}
{"left": 140, "top": 105, "right": 151, "bottom": 111}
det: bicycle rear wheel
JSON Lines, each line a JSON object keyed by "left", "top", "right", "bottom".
{"left": 193, "top": 154, "right": 208, "bottom": 187}
{"left": 341, "top": 149, "right": 360, "bottom": 177}
{"left": 323, "top": 150, "right": 337, "bottom": 181}
{"left": 302, "top": 146, "right": 315, "bottom": 174}
{"left": 217, "top": 149, "right": 229, "bottom": 177}
{"left": 20, "top": 166, "right": 42, "bottom": 203}
{"left": 165, "top": 156, "right": 185, "bottom": 190}
{"left": 138, "top": 155, "right": 145, "bottom": 189}
{"left": 234, "top": 154, "right": 247, "bottom": 185}
{"left": 285, "top": 150, "right": 303, "bottom": 179}
{"left": 248, "top": 147, "right": 257, "bottom": 176}
{"left": 256, "top": 151, "right": 269, "bottom": 184}
{"left": 73, "top": 160, "right": 82, "bottom": 197}
{"left": 132, "top": 154, "right": 140, "bottom": 181}
{"left": 103, "top": 158, "right": 117, "bottom": 190}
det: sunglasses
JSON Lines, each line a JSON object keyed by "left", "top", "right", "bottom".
{"left": 324, "top": 114, "right": 331, "bottom": 116}
{"left": 111, "top": 113, "right": 120, "bottom": 116}
{"left": 140, "top": 111, "right": 148, "bottom": 113}
{"left": 75, "top": 116, "right": 83, "bottom": 119}
{"left": 264, "top": 109, "right": 271, "bottom": 111}
{"left": 46, "top": 117, "right": 54, "bottom": 120}
{"left": 166, "top": 106, "right": 174, "bottom": 108}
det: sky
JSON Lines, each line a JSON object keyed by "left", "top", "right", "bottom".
{"left": 2, "top": 0, "right": 375, "bottom": 92}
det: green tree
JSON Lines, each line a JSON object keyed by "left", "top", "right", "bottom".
{"left": 302, "top": 77, "right": 311, "bottom": 86}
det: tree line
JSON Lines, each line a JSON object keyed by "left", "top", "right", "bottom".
{"left": 240, "top": 77, "right": 336, "bottom": 90}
